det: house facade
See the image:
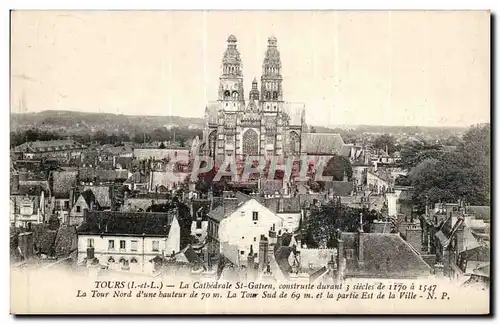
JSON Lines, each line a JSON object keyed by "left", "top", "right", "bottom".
{"left": 218, "top": 198, "right": 284, "bottom": 266}
{"left": 76, "top": 211, "right": 180, "bottom": 274}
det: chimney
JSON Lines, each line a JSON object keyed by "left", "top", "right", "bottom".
{"left": 434, "top": 263, "right": 444, "bottom": 278}
{"left": 405, "top": 223, "right": 422, "bottom": 252}
{"left": 356, "top": 230, "right": 364, "bottom": 269}
{"left": 336, "top": 231, "right": 344, "bottom": 282}
{"left": 258, "top": 235, "right": 269, "bottom": 271}
{"left": 455, "top": 219, "right": 465, "bottom": 254}
{"left": 86, "top": 247, "right": 95, "bottom": 260}
{"left": 276, "top": 232, "right": 283, "bottom": 246}
{"left": 12, "top": 172, "right": 19, "bottom": 194}
{"left": 247, "top": 246, "right": 255, "bottom": 270}
{"left": 18, "top": 232, "right": 34, "bottom": 260}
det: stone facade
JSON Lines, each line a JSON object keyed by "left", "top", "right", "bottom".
{"left": 201, "top": 35, "right": 310, "bottom": 160}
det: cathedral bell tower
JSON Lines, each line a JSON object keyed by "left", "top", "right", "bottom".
{"left": 261, "top": 36, "right": 283, "bottom": 113}
{"left": 219, "top": 35, "right": 245, "bottom": 112}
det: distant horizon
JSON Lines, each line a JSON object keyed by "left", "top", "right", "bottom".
{"left": 11, "top": 11, "right": 490, "bottom": 128}
{"left": 10, "top": 109, "right": 480, "bottom": 129}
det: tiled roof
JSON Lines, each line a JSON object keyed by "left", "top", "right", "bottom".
{"left": 32, "top": 224, "right": 57, "bottom": 255}
{"left": 105, "top": 146, "right": 133, "bottom": 156}
{"left": 123, "top": 197, "right": 169, "bottom": 212}
{"left": 324, "top": 181, "right": 354, "bottom": 196}
{"left": 262, "top": 180, "right": 283, "bottom": 195}
{"left": 54, "top": 225, "right": 78, "bottom": 257}
{"left": 301, "top": 133, "right": 345, "bottom": 155}
{"left": 77, "top": 211, "right": 174, "bottom": 236}
{"left": 13, "top": 184, "right": 46, "bottom": 197}
{"left": 14, "top": 140, "right": 86, "bottom": 153}
{"left": 339, "top": 144, "right": 353, "bottom": 158}
{"left": 343, "top": 232, "right": 432, "bottom": 278}
{"left": 51, "top": 171, "right": 78, "bottom": 199}
{"left": 80, "top": 189, "right": 98, "bottom": 208}
{"left": 133, "top": 148, "right": 190, "bottom": 161}
{"left": 83, "top": 185, "right": 111, "bottom": 208}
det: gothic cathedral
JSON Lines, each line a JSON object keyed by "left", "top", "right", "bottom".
{"left": 201, "top": 35, "right": 307, "bottom": 160}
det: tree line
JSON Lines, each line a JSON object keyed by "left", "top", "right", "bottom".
{"left": 10, "top": 127, "right": 203, "bottom": 148}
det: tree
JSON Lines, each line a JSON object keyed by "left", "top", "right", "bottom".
{"left": 400, "top": 141, "right": 444, "bottom": 170}
{"left": 159, "top": 142, "right": 166, "bottom": 149}
{"left": 323, "top": 155, "right": 353, "bottom": 181}
{"left": 373, "top": 134, "right": 397, "bottom": 155}
{"left": 304, "top": 201, "right": 381, "bottom": 247}
{"left": 408, "top": 124, "right": 490, "bottom": 213}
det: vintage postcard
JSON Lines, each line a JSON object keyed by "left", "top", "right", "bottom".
{"left": 10, "top": 10, "right": 490, "bottom": 315}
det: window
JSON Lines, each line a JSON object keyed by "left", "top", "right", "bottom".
{"left": 131, "top": 240, "right": 138, "bottom": 252}
{"left": 120, "top": 240, "right": 126, "bottom": 250}
{"left": 196, "top": 220, "right": 202, "bottom": 229}
{"left": 108, "top": 257, "right": 115, "bottom": 263}
{"left": 152, "top": 240, "right": 159, "bottom": 252}
{"left": 254, "top": 237, "right": 257, "bottom": 242}
{"left": 87, "top": 238, "right": 94, "bottom": 248}
{"left": 240, "top": 251, "right": 245, "bottom": 255}
{"left": 108, "top": 240, "right": 115, "bottom": 250}
{"left": 252, "top": 212, "right": 259, "bottom": 221}
{"left": 76, "top": 206, "right": 81, "bottom": 213}
{"left": 64, "top": 201, "right": 69, "bottom": 210}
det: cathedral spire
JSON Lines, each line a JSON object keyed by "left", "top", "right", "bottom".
{"left": 261, "top": 36, "right": 283, "bottom": 105}
{"left": 222, "top": 34, "right": 242, "bottom": 77}
{"left": 218, "top": 35, "right": 244, "bottom": 106}
{"left": 249, "top": 77, "right": 260, "bottom": 100}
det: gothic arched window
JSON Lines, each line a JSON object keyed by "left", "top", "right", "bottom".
{"left": 242, "top": 129, "right": 259, "bottom": 155}
{"left": 224, "top": 90, "right": 231, "bottom": 99}
{"left": 289, "top": 131, "right": 300, "bottom": 154}
{"left": 208, "top": 131, "right": 217, "bottom": 157}
{"left": 273, "top": 91, "right": 278, "bottom": 100}
{"left": 266, "top": 91, "right": 271, "bottom": 100}
{"left": 232, "top": 91, "right": 239, "bottom": 100}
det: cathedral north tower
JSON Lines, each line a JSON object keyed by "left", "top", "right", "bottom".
{"left": 218, "top": 35, "right": 245, "bottom": 112}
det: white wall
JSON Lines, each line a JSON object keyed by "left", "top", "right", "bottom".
{"left": 218, "top": 199, "right": 284, "bottom": 261}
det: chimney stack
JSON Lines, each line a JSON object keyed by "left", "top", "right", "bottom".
{"left": 87, "top": 247, "right": 95, "bottom": 260}
{"left": 357, "top": 230, "right": 364, "bottom": 269}
{"left": 455, "top": 219, "right": 465, "bottom": 254}
{"left": 258, "top": 235, "right": 269, "bottom": 272}
{"left": 336, "top": 231, "right": 344, "bottom": 282}
{"left": 12, "top": 172, "right": 19, "bottom": 194}
{"left": 405, "top": 223, "right": 423, "bottom": 252}
{"left": 434, "top": 263, "right": 444, "bottom": 278}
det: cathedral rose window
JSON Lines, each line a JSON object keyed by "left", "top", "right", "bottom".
{"left": 242, "top": 129, "right": 259, "bottom": 155}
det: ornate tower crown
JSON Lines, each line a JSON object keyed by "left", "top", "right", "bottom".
{"left": 261, "top": 36, "right": 283, "bottom": 103}
{"left": 219, "top": 35, "right": 245, "bottom": 105}
{"left": 262, "top": 36, "right": 282, "bottom": 77}
{"left": 249, "top": 77, "right": 260, "bottom": 100}
{"left": 222, "top": 34, "right": 242, "bottom": 77}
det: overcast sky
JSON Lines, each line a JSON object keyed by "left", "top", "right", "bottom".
{"left": 11, "top": 11, "right": 490, "bottom": 127}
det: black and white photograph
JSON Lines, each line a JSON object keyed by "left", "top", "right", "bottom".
{"left": 9, "top": 10, "right": 491, "bottom": 314}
